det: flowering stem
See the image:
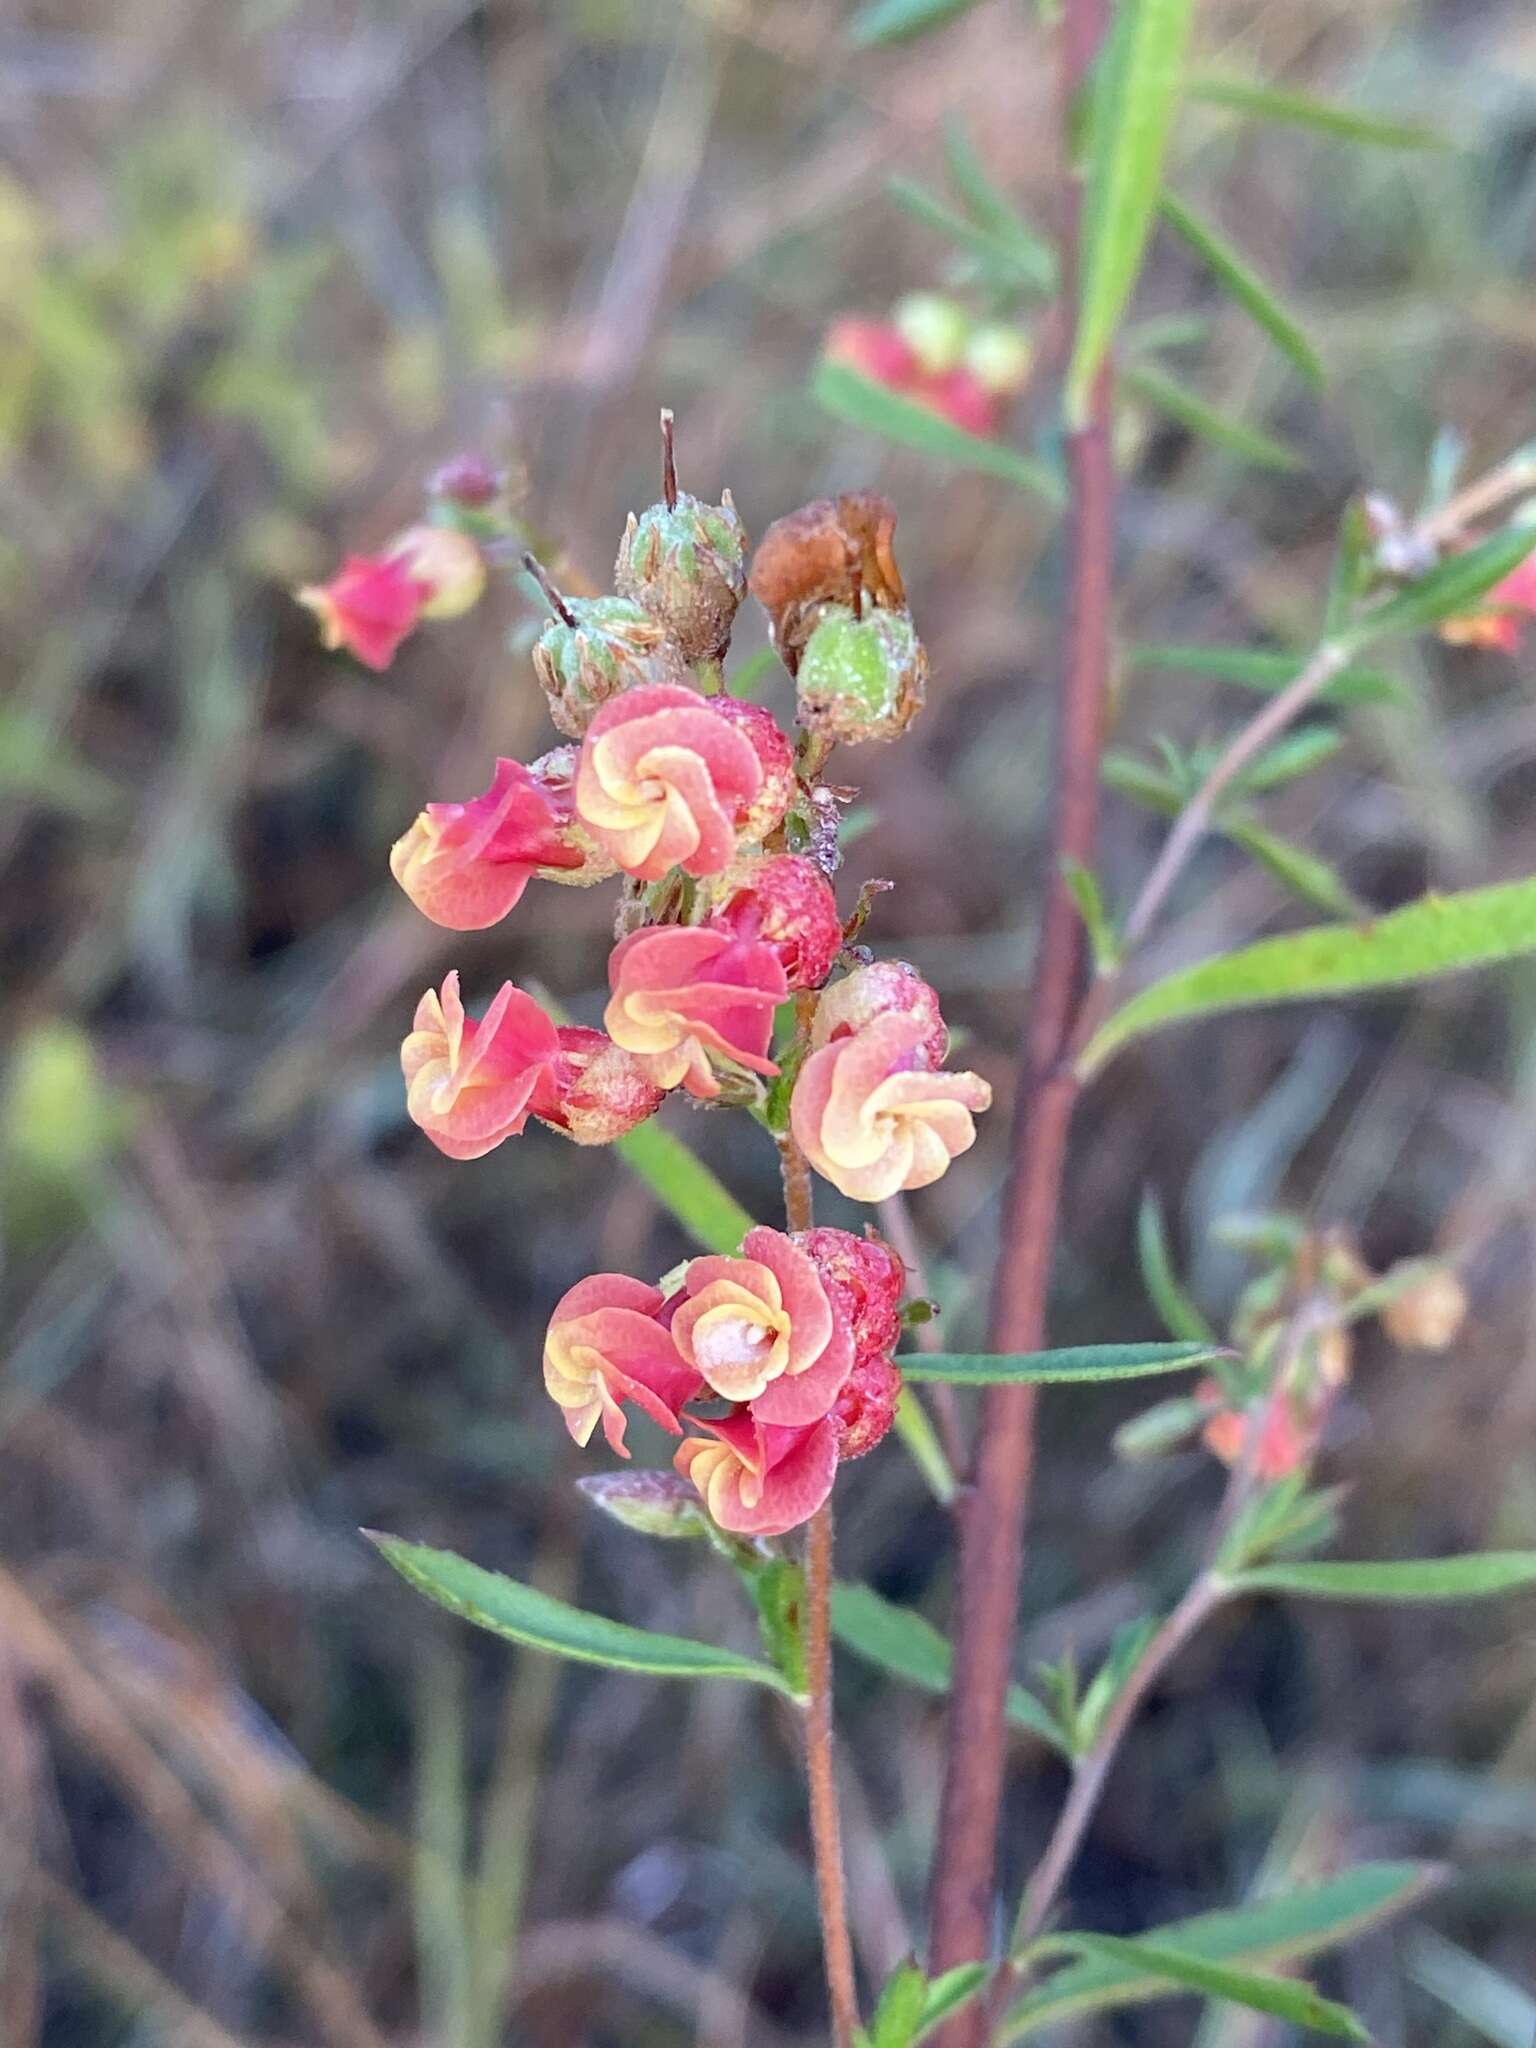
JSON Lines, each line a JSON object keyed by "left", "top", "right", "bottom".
{"left": 926, "top": 0, "right": 1114, "bottom": 2023}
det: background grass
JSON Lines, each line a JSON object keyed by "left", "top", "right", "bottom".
{"left": 4, "top": 1, "right": 1536, "bottom": 2041}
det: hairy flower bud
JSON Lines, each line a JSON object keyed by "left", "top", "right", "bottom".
{"left": 832, "top": 1353, "right": 902, "bottom": 1460}
{"left": 531, "top": 594, "right": 693, "bottom": 738}
{"left": 796, "top": 603, "right": 927, "bottom": 743}
{"left": 577, "top": 1469, "right": 708, "bottom": 1539}
{"left": 536, "top": 1026, "right": 664, "bottom": 1145}
{"left": 615, "top": 489, "right": 748, "bottom": 666}
{"left": 748, "top": 491, "right": 908, "bottom": 677}
{"left": 710, "top": 700, "right": 795, "bottom": 847}
{"left": 1381, "top": 1266, "right": 1468, "bottom": 1351}
{"left": 814, "top": 961, "right": 949, "bottom": 1070}
{"left": 793, "top": 1227, "right": 906, "bottom": 1364}
{"left": 718, "top": 855, "right": 843, "bottom": 991}
{"left": 385, "top": 523, "right": 486, "bottom": 619}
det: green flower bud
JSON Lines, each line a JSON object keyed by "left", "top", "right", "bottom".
{"left": 577, "top": 1470, "right": 707, "bottom": 1539}
{"left": 615, "top": 489, "right": 748, "bottom": 666}
{"left": 894, "top": 292, "right": 972, "bottom": 375}
{"left": 795, "top": 603, "right": 927, "bottom": 743}
{"left": 530, "top": 592, "right": 692, "bottom": 739}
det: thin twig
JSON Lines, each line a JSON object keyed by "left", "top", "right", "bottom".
{"left": 1416, "top": 450, "right": 1536, "bottom": 547}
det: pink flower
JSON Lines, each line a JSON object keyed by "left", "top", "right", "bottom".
{"left": 675, "top": 1412, "right": 839, "bottom": 1538}
{"left": 670, "top": 1226, "right": 852, "bottom": 1422}
{"left": 824, "top": 317, "right": 920, "bottom": 390}
{"left": 718, "top": 855, "right": 843, "bottom": 992}
{"left": 543, "top": 1275, "right": 703, "bottom": 1456}
{"left": 390, "top": 758, "right": 586, "bottom": 930}
{"left": 791, "top": 1011, "right": 991, "bottom": 1201}
{"left": 1198, "top": 1380, "right": 1318, "bottom": 1481}
{"left": 813, "top": 960, "right": 948, "bottom": 1069}
{"left": 712, "top": 699, "right": 796, "bottom": 845}
{"left": 574, "top": 683, "right": 765, "bottom": 881}
{"left": 909, "top": 367, "right": 1000, "bottom": 438}
{"left": 401, "top": 972, "right": 563, "bottom": 1159}
{"left": 1440, "top": 548, "right": 1536, "bottom": 653}
{"left": 297, "top": 553, "right": 429, "bottom": 671}
{"left": 535, "top": 1026, "right": 665, "bottom": 1145}
{"left": 604, "top": 924, "right": 787, "bottom": 1100}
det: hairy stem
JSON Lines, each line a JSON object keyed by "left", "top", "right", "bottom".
{"left": 927, "top": 1, "right": 1115, "bottom": 2024}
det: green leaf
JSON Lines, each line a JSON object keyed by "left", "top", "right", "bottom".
{"left": 1079, "top": 875, "right": 1536, "bottom": 1078}
{"left": 1001, "top": 1863, "right": 1441, "bottom": 2037}
{"left": 1225, "top": 820, "right": 1365, "bottom": 920}
{"left": 1410, "top": 1929, "right": 1536, "bottom": 2048}
{"left": 942, "top": 119, "right": 1060, "bottom": 291}
{"left": 1230, "top": 1553, "right": 1536, "bottom": 1601}
{"left": 887, "top": 177, "right": 1056, "bottom": 293}
{"left": 1123, "top": 362, "right": 1302, "bottom": 472}
{"left": 747, "top": 1556, "right": 809, "bottom": 1695}
{"left": 869, "top": 1959, "right": 929, "bottom": 2048}
{"left": 916, "top": 1965, "right": 991, "bottom": 2041}
{"left": 1103, "top": 748, "right": 1182, "bottom": 816}
{"left": 1190, "top": 75, "right": 1448, "bottom": 151}
{"left": 1158, "top": 191, "right": 1323, "bottom": 386}
{"left": 902, "top": 1342, "right": 1223, "bottom": 1384}
{"left": 1068, "top": 0, "right": 1197, "bottom": 422}
{"left": 1128, "top": 643, "right": 1402, "bottom": 707}
{"left": 614, "top": 1117, "right": 755, "bottom": 1255}
{"left": 849, "top": 0, "right": 979, "bottom": 46}
{"left": 1340, "top": 525, "right": 1536, "bottom": 653}
{"left": 813, "top": 361, "right": 1064, "bottom": 506}
{"left": 1137, "top": 1190, "right": 1216, "bottom": 1344}
{"left": 893, "top": 1387, "right": 959, "bottom": 1505}
{"left": 1231, "top": 725, "right": 1344, "bottom": 793}
{"left": 368, "top": 1535, "right": 796, "bottom": 1694}
{"left": 1030, "top": 1935, "right": 1368, "bottom": 2040}
{"left": 830, "top": 1582, "right": 1068, "bottom": 1752}
{"left": 1216, "top": 1473, "right": 1345, "bottom": 1573}
{"left": 1324, "top": 497, "right": 1379, "bottom": 636}
{"left": 1061, "top": 855, "right": 1120, "bottom": 972}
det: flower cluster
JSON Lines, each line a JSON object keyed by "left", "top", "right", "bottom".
{"left": 544, "top": 1225, "right": 907, "bottom": 1535}
{"left": 316, "top": 422, "right": 994, "bottom": 1535}
{"left": 824, "top": 292, "right": 1032, "bottom": 440}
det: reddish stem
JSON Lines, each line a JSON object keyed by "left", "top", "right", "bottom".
{"left": 926, "top": 2, "right": 1114, "bottom": 2028}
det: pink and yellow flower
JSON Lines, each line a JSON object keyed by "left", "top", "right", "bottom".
{"left": 543, "top": 1275, "right": 703, "bottom": 1456}
{"left": 574, "top": 683, "right": 765, "bottom": 882}
{"left": 604, "top": 924, "right": 787, "bottom": 1099}
{"left": 390, "top": 758, "right": 586, "bottom": 930}
{"left": 675, "top": 1411, "right": 839, "bottom": 1538}
{"left": 670, "top": 1226, "right": 852, "bottom": 1422}
{"left": 535, "top": 1026, "right": 665, "bottom": 1146}
{"left": 401, "top": 971, "right": 563, "bottom": 1159}
{"left": 1440, "top": 549, "right": 1536, "bottom": 654}
{"left": 297, "top": 552, "right": 429, "bottom": 671}
{"left": 791, "top": 1010, "right": 991, "bottom": 1201}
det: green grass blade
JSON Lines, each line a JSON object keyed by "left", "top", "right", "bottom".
{"left": 369, "top": 1535, "right": 795, "bottom": 1693}
{"left": 1031, "top": 1935, "right": 1367, "bottom": 2040}
{"left": 941, "top": 118, "right": 1059, "bottom": 290}
{"left": 902, "top": 1342, "right": 1222, "bottom": 1384}
{"left": 1123, "top": 362, "right": 1302, "bottom": 472}
{"left": 1136, "top": 1190, "right": 1216, "bottom": 1344}
{"left": 849, "top": 0, "right": 979, "bottom": 45}
{"left": 1224, "top": 821, "right": 1365, "bottom": 921}
{"left": 886, "top": 177, "right": 1056, "bottom": 291}
{"left": 614, "top": 1116, "right": 755, "bottom": 1255}
{"left": 916, "top": 1965, "right": 991, "bottom": 2041}
{"left": 1189, "top": 75, "right": 1448, "bottom": 151}
{"left": 1068, "top": 0, "right": 1196, "bottom": 423}
{"left": 1339, "top": 526, "right": 1536, "bottom": 653}
{"left": 1128, "top": 643, "right": 1402, "bottom": 706}
{"left": 814, "top": 361, "right": 1064, "bottom": 505}
{"left": 1229, "top": 1554, "right": 1536, "bottom": 1601}
{"left": 1079, "top": 875, "right": 1536, "bottom": 1077}
{"left": 1159, "top": 191, "right": 1323, "bottom": 386}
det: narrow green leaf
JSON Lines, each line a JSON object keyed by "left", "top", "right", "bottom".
{"left": 887, "top": 177, "right": 1056, "bottom": 292}
{"left": 1225, "top": 821, "right": 1365, "bottom": 921}
{"left": 1068, "top": 0, "right": 1197, "bottom": 422}
{"left": 1158, "top": 191, "right": 1323, "bottom": 386}
{"left": 1230, "top": 1553, "right": 1536, "bottom": 1601}
{"left": 1137, "top": 1191, "right": 1216, "bottom": 1344}
{"left": 870, "top": 1959, "right": 928, "bottom": 2048}
{"left": 814, "top": 361, "right": 1064, "bottom": 505}
{"left": 916, "top": 1964, "right": 991, "bottom": 2041}
{"left": 1079, "top": 875, "right": 1536, "bottom": 1077}
{"left": 1061, "top": 855, "right": 1120, "bottom": 972}
{"left": 614, "top": 1117, "right": 755, "bottom": 1255}
{"left": 1032, "top": 1935, "right": 1368, "bottom": 2040}
{"left": 1103, "top": 748, "right": 1182, "bottom": 815}
{"left": 1190, "top": 75, "right": 1448, "bottom": 151}
{"left": 1232, "top": 725, "right": 1345, "bottom": 793}
{"left": 849, "top": 0, "right": 979, "bottom": 46}
{"left": 1123, "top": 363, "right": 1303, "bottom": 472}
{"left": 902, "top": 1342, "right": 1223, "bottom": 1384}
{"left": 1339, "top": 526, "right": 1536, "bottom": 653}
{"left": 1324, "top": 497, "right": 1378, "bottom": 636}
{"left": 830, "top": 1582, "right": 1068, "bottom": 1751}
{"left": 1410, "top": 1929, "right": 1536, "bottom": 2048}
{"left": 368, "top": 1535, "right": 796, "bottom": 1693}
{"left": 942, "top": 118, "right": 1060, "bottom": 291}
{"left": 1128, "top": 643, "right": 1402, "bottom": 706}
{"left": 1001, "top": 1863, "right": 1441, "bottom": 2037}
{"left": 893, "top": 1387, "right": 958, "bottom": 1504}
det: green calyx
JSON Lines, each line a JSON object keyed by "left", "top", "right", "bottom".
{"left": 796, "top": 604, "right": 927, "bottom": 743}
{"left": 616, "top": 490, "right": 748, "bottom": 665}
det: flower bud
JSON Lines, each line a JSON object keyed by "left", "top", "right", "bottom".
{"left": 710, "top": 700, "right": 795, "bottom": 846}
{"left": 794, "top": 1227, "right": 906, "bottom": 1365}
{"left": 795, "top": 603, "right": 927, "bottom": 743}
{"left": 296, "top": 552, "right": 428, "bottom": 671}
{"left": 385, "top": 524, "right": 487, "bottom": 619}
{"left": 531, "top": 593, "right": 693, "bottom": 739}
{"left": 718, "top": 855, "right": 843, "bottom": 991}
{"left": 964, "top": 322, "right": 1033, "bottom": 396}
{"left": 537, "top": 1026, "right": 665, "bottom": 1145}
{"left": 429, "top": 452, "right": 504, "bottom": 511}
{"left": 832, "top": 1353, "right": 902, "bottom": 1460}
{"left": 1381, "top": 1266, "right": 1468, "bottom": 1351}
{"left": 813, "top": 960, "right": 948, "bottom": 1070}
{"left": 615, "top": 489, "right": 748, "bottom": 666}
{"left": 894, "top": 292, "right": 971, "bottom": 375}
{"left": 748, "top": 491, "right": 908, "bottom": 678}
{"left": 577, "top": 1469, "right": 708, "bottom": 1539}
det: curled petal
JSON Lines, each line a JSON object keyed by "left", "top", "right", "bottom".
{"left": 402, "top": 972, "right": 563, "bottom": 1160}
{"left": 675, "top": 1412, "right": 839, "bottom": 1538}
{"left": 543, "top": 1274, "right": 702, "bottom": 1457}
{"left": 669, "top": 1228, "right": 850, "bottom": 1418}
{"left": 605, "top": 925, "right": 786, "bottom": 1101}
{"left": 390, "top": 758, "right": 581, "bottom": 931}
{"left": 575, "top": 683, "right": 763, "bottom": 881}
{"left": 791, "top": 1012, "right": 991, "bottom": 1201}
{"left": 296, "top": 553, "right": 427, "bottom": 671}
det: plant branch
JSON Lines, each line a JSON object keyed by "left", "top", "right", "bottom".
{"left": 926, "top": 0, "right": 1115, "bottom": 2025}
